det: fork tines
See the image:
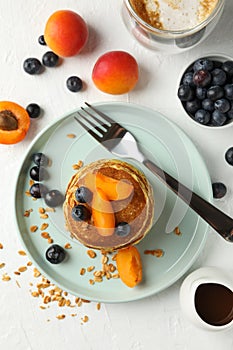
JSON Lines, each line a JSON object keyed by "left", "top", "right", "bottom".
{"left": 74, "top": 102, "right": 112, "bottom": 140}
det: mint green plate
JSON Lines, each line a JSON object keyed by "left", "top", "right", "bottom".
{"left": 14, "top": 102, "right": 212, "bottom": 303}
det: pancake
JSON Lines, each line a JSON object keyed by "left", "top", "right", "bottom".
{"left": 63, "top": 159, "right": 154, "bottom": 251}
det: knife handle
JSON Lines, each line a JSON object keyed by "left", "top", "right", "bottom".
{"left": 143, "top": 159, "right": 233, "bottom": 242}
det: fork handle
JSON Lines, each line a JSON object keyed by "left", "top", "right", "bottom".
{"left": 143, "top": 159, "right": 233, "bottom": 242}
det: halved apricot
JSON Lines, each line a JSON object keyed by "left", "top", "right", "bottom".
{"left": 116, "top": 246, "right": 142, "bottom": 288}
{"left": 0, "top": 101, "right": 30, "bottom": 144}
{"left": 92, "top": 187, "right": 115, "bottom": 236}
{"left": 84, "top": 172, "right": 133, "bottom": 201}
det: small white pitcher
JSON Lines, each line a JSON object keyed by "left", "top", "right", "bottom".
{"left": 179, "top": 266, "right": 233, "bottom": 331}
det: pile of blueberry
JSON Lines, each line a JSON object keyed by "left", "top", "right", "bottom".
{"left": 178, "top": 57, "right": 233, "bottom": 126}
{"left": 23, "top": 35, "right": 83, "bottom": 93}
{"left": 29, "top": 152, "right": 64, "bottom": 207}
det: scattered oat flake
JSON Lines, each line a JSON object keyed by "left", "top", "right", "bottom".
{"left": 45, "top": 207, "right": 55, "bottom": 212}
{"left": 41, "top": 232, "right": 50, "bottom": 239}
{"left": 40, "top": 213, "right": 49, "bottom": 219}
{"left": 30, "top": 225, "right": 38, "bottom": 233}
{"left": 96, "top": 302, "right": 101, "bottom": 310}
{"left": 18, "top": 250, "right": 27, "bottom": 256}
{"left": 174, "top": 226, "right": 182, "bottom": 235}
{"left": 87, "top": 266, "right": 95, "bottom": 272}
{"left": 81, "top": 315, "right": 89, "bottom": 323}
{"left": 16, "top": 280, "right": 21, "bottom": 288}
{"left": 33, "top": 268, "right": 41, "bottom": 278}
{"left": 18, "top": 266, "right": 27, "bottom": 273}
{"left": 27, "top": 261, "right": 32, "bottom": 266}
{"left": 47, "top": 238, "right": 53, "bottom": 244}
{"left": 38, "top": 207, "right": 45, "bottom": 214}
{"left": 67, "top": 133, "right": 76, "bottom": 138}
{"left": 0, "top": 263, "right": 5, "bottom": 269}
{"left": 87, "top": 250, "right": 97, "bottom": 259}
{"left": 64, "top": 243, "right": 72, "bottom": 249}
{"left": 80, "top": 268, "right": 86, "bottom": 276}
{"left": 56, "top": 314, "right": 66, "bottom": 320}
{"left": 14, "top": 271, "right": 21, "bottom": 276}
{"left": 71, "top": 313, "right": 77, "bottom": 317}
{"left": 24, "top": 209, "right": 33, "bottom": 217}
{"left": 40, "top": 223, "right": 49, "bottom": 230}
{"left": 25, "top": 190, "right": 31, "bottom": 197}
{"left": 0, "top": 243, "right": 3, "bottom": 249}
{"left": 2, "top": 274, "right": 11, "bottom": 281}
{"left": 144, "top": 249, "right": 164, "bottom": 257}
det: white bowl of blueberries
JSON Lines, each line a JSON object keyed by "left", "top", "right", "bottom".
{"left": 178, "top": 55, "right": 233, "bottom": 127}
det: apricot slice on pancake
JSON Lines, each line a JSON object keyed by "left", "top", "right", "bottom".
{"left": 84, "top": 172, "right": 133, "bottom": 201}
{"left": 92, "top": 187, "right": 115, "bottom": 236}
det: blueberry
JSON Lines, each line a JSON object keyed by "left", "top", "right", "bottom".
{"left": 196, "top": 87, "right": 207, "bottom": 100}
{"left": 44, "top": 190, "right": 64, "bottom": 208}
{"left": 202, "top": 99, "right": 214, "bottom": 112}
{"left": 75, "top": 186, "right": 93, "bottom": 204}
{"left": 66, "top": 76, "right": 83, "bottom": 92}
{"left": 211, "top": 110, "right": 227, "bottom": 126}
{"left": 214, "top": 98, "right": 231, "bottom": 113}
{"left": 193, "top": 58, "right": 214, "bottom": 72}
{"left": 207, "top": 85, "right": 224, "bottom": 100}
{"left": 182, "top": 72, "right": 195, "bottom": 87}
{"left": 193, "top": 70, "right": 211, "bottom": 87}
{"left": 178, "top": 85, "right": 194, "bottom": 101}
{"left": 45, "top": 244, "right": 66, "bottom": 264}
{"left": 194, "top": 109, "right": 211, "bottom": 125}
{"left": 225, "top": 147, "right": 233, "bottom": 165}
{"left": 213, "top": 60, "right": 223, "bottom": 68}
{"left": 42, "top": 51, "right": 59, "bottom": 67}
{"left": 29, "top": 183, "right": 48, "bottom": 198}
{"left": 222, "top": 61, "right": 233, "bottom": 77}
{"left": 227, "top": 105, "right": 233, "bottom": 119}
{"left": 212, "top": 182, "right": 227, "bottom": 199}
{"left": 71, "top": 205, "right": 91, "bottom": 221}
{"left": 23, "top": 58, "right": 43, "bottom": 75}
{"left": 186, "top": 99, "right": 201, "bottom": 114}
{"left": 32, "top": 153, "right": 49, "bottom": 167}
{"left": 211, "top": 68, "right": 227, "bottom": 86}
{"left": 38, "top": 35, "right": 46, "bottom": 46}
{"left": 26, "top": 103, "right": 41, "bottom": 118}
{"left": 224, "top": 84, "right": 233, "bottom": 100}
{"left": 29, "top": 166, "right": 48, "bottom": 181}
{"left": 115, "top": 222, "right": 131, "bottom": 237}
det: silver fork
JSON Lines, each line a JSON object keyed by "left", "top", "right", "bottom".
{"left": 74, "top": 102, "right": 233, "bottom": 242}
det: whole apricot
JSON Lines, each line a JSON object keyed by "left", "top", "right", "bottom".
{"left": 44, "top": 10, "right": 88, "bottom": 57}
{"left": 0, "top": 101, "right": 30, "bottom": 144}
{"left": 92, "top": 51, "right": 139, "bottom": 94}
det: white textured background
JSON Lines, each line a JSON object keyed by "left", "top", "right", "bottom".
{"left": 0, "top": 1, "right": 232, "bottom": 349}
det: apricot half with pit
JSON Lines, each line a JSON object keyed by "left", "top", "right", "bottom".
{"left": 0, "top": 101, "right": 30, "bottom": 144}
{"left": 92, "top": 51, "right": 139, "bottom": 94}
{"left": 44, "top": 10, "right": 89, "bottom": 57}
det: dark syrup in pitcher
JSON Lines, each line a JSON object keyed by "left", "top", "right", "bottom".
{"left": 194, "top": 283, "right": 233, "bottom": 326}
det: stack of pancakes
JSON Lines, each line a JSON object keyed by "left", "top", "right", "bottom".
{"left": 63, "top": 159, "right": 154, "bottom": 251}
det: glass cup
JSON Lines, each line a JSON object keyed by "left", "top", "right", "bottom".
{"left": 122, "top": 0, "right": 225, "bottom": 54}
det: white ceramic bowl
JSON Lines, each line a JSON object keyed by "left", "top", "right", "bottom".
{"left": 179, "top": 266, "right": 233, "bottom": 331}
{"left": 178, "top": 54, "right": 233, "bottom": 129}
